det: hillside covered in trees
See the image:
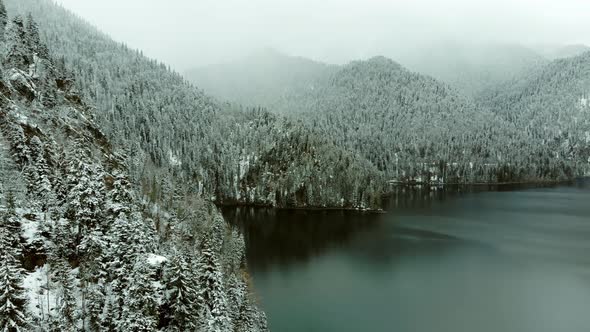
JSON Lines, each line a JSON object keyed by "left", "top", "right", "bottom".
{"left": 478, "top": 50, "right": 590, "bottom": 172}
{"left": 187, "top": 51, "right": 590, "bottom": 187}
{"left": 6, "top": 0, "right": 385, "bottom": 210}
{"left": 0, "top": 3, "right": 267, "bottom": 331}
{"left": 273, "top": 56, "right": 589, "bottom": 184}
{"left": 6, "top": 0, "right": 588, "bottom": 214}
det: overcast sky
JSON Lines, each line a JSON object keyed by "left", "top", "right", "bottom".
{"left": 55, "top": 0, "right": 590, "bottom": 71}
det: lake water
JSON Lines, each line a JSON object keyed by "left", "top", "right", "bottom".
{"left": 222, "top": 179, "right": 590, "bottom": 332}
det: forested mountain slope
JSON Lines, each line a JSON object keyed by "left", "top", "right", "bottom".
{"left": 479, "top": 51, "right": 590, "bottom": 172}
{"left": 5, "top": 0, "right": 585, "bottom": 213}
{"left": 186, "top": 46, "right": 586, "bottom": 184}
{"left": 185, "top": 49, "right": 337, "bottom": 108}
{"left": 6, "top": 0, "right": 384, "bottom": 209}
{"left": 274, "top": 56, "right": 587, "bottom": 184}
{"left": 0, "top": 5, "right": 267, "bottom": 331}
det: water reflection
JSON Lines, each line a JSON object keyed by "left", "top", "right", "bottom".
{"left": 223, "top": 208, "right": 383, "bottom": 271}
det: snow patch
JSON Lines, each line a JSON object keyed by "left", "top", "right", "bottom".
{"left": 24, "top": 266, "right": 54, "bottom": 321}
{"left": 146, "top": 253, "right": 168, "bottom": 266}
{"left": 168, "top": 150, "right": 182, "bottom": 167}
{"left": 20, "top": 212, "right": 42, "bottom": 245}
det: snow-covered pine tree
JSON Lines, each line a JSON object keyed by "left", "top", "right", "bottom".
{"left": 103, "top": 212, "right": 156, "bottom": 324}
{"left": 0, "top": 252, "right": 29, "bottom": 332}
{"left": 51, "top": 258, "right": 77, "bottom": 332}
{"left": 0, "top": 192, "right": 21, "bottom": 252}
{"left": 0, "top": 0, "right": 6, "bottom": 42}
{"left": 24, "top": 13, "right": 40, "bottom": 57}
{"left": 26, "top": 135, "right": 53, "bottom": 211}
{"left": 85, "top": 279, "right": 106, "bottom": 332}
{"left": 118, "top": 258, "right": 159, "bottom": 332}
{"left": 163, "top": 252, "right": 199, "bottom": 331}
{"left": 106, "top": 170, "right": 133, "bottom": 219}
{"left": 78, "top": 229, "right": 107, "bottom": 329}
{"left": 195, "top": 237, "right": 231, "bottom": 332}
{"left": 64, "top": 143, "right": 106, "bottom": 236}
{"left": 231, "top": 273, "right": 268, "bottom": 332}
{"left": 2, "top": 120, "right": 30, "bottom": 166}
{"left": 3, "top": 15, "right": 30, "bottom": 71}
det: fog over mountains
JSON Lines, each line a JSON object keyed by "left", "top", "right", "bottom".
{"left": 55, "top": 0, "right": 590, "bottom": 70}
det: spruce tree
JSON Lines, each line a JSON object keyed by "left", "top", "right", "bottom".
{"left": 86, "top": 280, "right": 106, "bottom": 332}
{"left": 163, "top": 253, "right": 199, "bottom": 331}
{"left": 118, "top": 259, "right": 159, "bottom": 331}
{"left": 65, "top": 145, "right": 106, "bottom": 236}
{"left": 106, "top": 170, "right": 133, "bottom": 219}
{"left": 25, "top": 14, "right": 41, "bottom": 57}
{"left": 52, "top": 259, "right": 77, "bottom": 332}
{"left": 195, "top": 238, "right": 230, "bottom": 332}
{"left": 4, "top": 15, "right": 30, "bottom": 70}
{"left": 0, "top": 253, "right": 29, "bottom": 332}
{"left": 0, "top": 0, "right": 6, "bottom": 41}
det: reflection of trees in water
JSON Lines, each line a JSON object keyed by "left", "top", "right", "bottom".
{"left": 383, "top": 180, "right": 574, "bottom": 211}
{"left": 221, "top": 208, "right": 383, "bottom": 271}
{"left": 222, "top": 180, "right": 590, "bottom": 273}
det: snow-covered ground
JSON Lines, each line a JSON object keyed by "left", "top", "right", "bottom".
{"left": 23, "top": 265, "right": 55, "bottom": 322}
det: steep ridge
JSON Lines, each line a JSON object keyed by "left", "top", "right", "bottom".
{"left": 0, "top": 7, "right": 267, "bottom": 331}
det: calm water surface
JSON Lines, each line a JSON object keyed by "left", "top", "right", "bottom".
{"left": 223, "top": 179, "right": 590, "bottom": 332}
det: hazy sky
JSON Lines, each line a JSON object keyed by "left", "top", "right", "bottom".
{"left": 55, "top": 0, "right": 590, "bottom": 70}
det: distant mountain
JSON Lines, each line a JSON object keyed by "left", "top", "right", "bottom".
{"left": 185, "top": 49, "right": 337, "bottom": 107}
{"left": 534, "top": 44, "right": 590, "bottom": 60}
{"left": 479, "top": 51, "right": 590, "bottom": 173}
{"left": 273, "top": 56, "right": 580, "bottom": 184}
{"left": 396, "top": 42, "right": 548, "bottom": 97}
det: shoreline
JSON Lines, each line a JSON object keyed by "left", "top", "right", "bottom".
{"left": 216, "top": 177, "right": 588, "bottom": 213}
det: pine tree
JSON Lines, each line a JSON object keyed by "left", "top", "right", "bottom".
{"left": 26, "top": 136, "right": 54, "bottom": 211}
{"left": 3, "top": 121, "right": 30, "bottom": 166}
{"left": 195, "top": 238, "right": 231, "bottom": 332}
{"left": 118, "top": 259, "right": 159, "bottom": 332}
{"left": 0, "top": 194, "right": 21, "bottom": 252}
{"left": 52, "top": 259, "right": 77, "bottom": 332}
{"left": 232, "top": 274, "right": 268, "bottom": 332}
{"left": 0, "top": 253, "right": 29, "bottom": 332}
{"left": 163, "top": 253, "right": 199, "bottom": 331}
{"left": 4, "top": 15, "right": 30, "bottom": 70}
{"left": 65, "top": 145, "right": 106, "bottom": 236}
{"left": 0, "top": 0, "right": 6, "bottom": 42}
{"left": 106, "top": 170, "right": 133, "bottom": 219}
{"left": 86, "top": 280, "right": 106, "bottom": 332}
{"left": 25, "top": 13, "right": 41, "bottom": 57}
